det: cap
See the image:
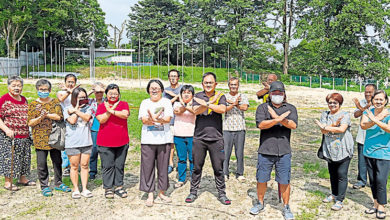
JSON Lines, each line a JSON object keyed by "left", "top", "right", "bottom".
{"left": 269, "top": 81, "right": 285, "bottom": 92}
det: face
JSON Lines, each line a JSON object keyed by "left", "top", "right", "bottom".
{"left": 228, "top": 79, "right": 239, "bottom": 93}
{"left": 8, "top": 81, "right": 23, "bottom": 96}
{"left": 202, "top": 75, "right": 217, "bottom": 93}
{"left": 168, "top": 71, "right": 179, "bottom": 86}
{"left": 267, "top": 75, "right": 277, "bottom": 85}
{"left": 181, "top": 90, "right": 193, "bottom": 103}
{"left": 327, "top": 98, "right": 340, "bottom": 112}
{"left": 364, "top": 86, "right": 375, "bottom": 102}
{"left": 65, "top": 77, "right": 76, "bottom": 89}
{"left": 149, "top": 82, "right": 162, "bottom": 100}
{"left": 106, "top": 89, "right": 119, "bottom": 103}
{"left": 77, "top": 91, "right": 88, "bottom": 106}
{"left": 372, "top": 93, "right": 387, "bottom": 109}
{"left": 94, "top": 86, "right": 104, "bottom": 100}
{"left": 38, "top": 85, "right": 50, "bottom": 93}
{"left": 270, "top": 91, "right": 284, "bottom": 98}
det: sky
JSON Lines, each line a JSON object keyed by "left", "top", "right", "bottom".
{"left": 97, "top": 0, "right": 138, "bottom": 44}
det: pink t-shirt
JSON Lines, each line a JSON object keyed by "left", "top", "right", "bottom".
{"left": 173, "top": 102, "right": 196, "bottom": 137}
{"left": 96, "top": 101, "right": 129, "bottom": 147}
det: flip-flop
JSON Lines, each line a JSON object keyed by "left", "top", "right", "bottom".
{"left": 54, "top": 183, "right": 71, "bottom": 192}
{"left": 4, "top": 185, "right": 19, "bottom": 191}
{"left": 41, "top": 187, "right": 53, "bottom": 197}
{"left": 145, "top": 198, "right": 154, "bottom": 207}
{"left": 17, "top": 180, "right": 36, "bottom": 186}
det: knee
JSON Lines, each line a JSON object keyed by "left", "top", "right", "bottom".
{"left": 80, "top": 163, "right": 89, "bottom": 170}
{"left": 70, "top": 164, "right": 79, "bottom": 171}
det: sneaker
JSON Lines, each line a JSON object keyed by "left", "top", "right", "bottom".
{"left": 353, "top": 181, "right": 365, "bottom": 189}
{"left": 322, "top": 194, "right": 335, "bottom": 203}
{"left": 331, "top": 201, "right": 343, "bottom": 211}
{"left": 282, "top": 205, "right": 294, "bottom": 220}
{"left": 237, "top": 176, "right": 246, "bottom": 182}
{"left": 249, "top": 201, "right": 264, "bottom": 215}
{"left": 63, "top": 167, "right": 70, "bottom": 177}
{"left": 168, "top": 165, "right": 173, "bottom": 174}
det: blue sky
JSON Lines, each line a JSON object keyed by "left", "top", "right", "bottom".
{"left": 97, "top": 0, "right": 138, "bottom": 43}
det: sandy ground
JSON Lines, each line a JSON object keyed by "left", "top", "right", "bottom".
{"left": 0, "top": 79, "right": 377, "bottom": 220}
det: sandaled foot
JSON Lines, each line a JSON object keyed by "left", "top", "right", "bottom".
{"left": 377, "top": 210, "right": 386, "bottom": 219}
{"left": 323, "top": 194, "right": 335, "bottom": 203}
{"left": 4, "top": 185, "right": 19, "bottom": 191}
{"left": 185, "top": 194, "right": 198, "bottom": 203}
{"left": 41, "top": 187, "right": 53, "bottom": 197}
{"left": 174, "top": 182, "right": 184, "bottom": 188}
{"left": 17, "top": 180, "right": 36, "bottom": 186}
{"left": 81, "top": 189, "right": 93, "bottom": 198}
{"left": 72, "top": 191, "right": 81, "bottom": 199}
{"left": 331, "top": 201, "right": 343, "bottom": 211}
{"left": 158, "top": 194, "right": 172, "bottom": 203}
{"left": 218, "top": 195, "right": 231, "bottom": 205}
{"left": 365, "top": 207, "right": 378, "bottom": 214}
{"left": 105, "top": 189, "right": 114, "bottom": 199}
{"left": 54, "top": 183, "right": 71, "bottom": 192}
{"left": 114, "top": 187, "right": 128, "bottom": 198}
{"left": 145, "top": 198, "right": 154, "bottom": 207}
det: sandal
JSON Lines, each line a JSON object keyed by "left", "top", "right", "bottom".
{"left": 218, "top": 195, "right": 232, "bottom": 205}
{"left": 185, "top": 194, "right": 198, "bottom": 203}
{"left": 114, "top": 187, "right": 128, "bottom": 198}
{"left": 4, "top": 185, "right": 19, "bottom": 191}
{"left": 145, "top": 198, "right": 154, "bottom": 207}
{"left": 81, "top": 189, "right": 93, "bottom": 198}
{"left": 322, "top": 194, "right": 335, "bottom": 203}
{"left": 72, "top": 191, "right": 81, "bottom": 199}
{"left": 41, "top": 187, "right": 53, "bottom": 197}
{"left": 174, "top": 182, "right": 184, "bottom": 188}
{"left": 17, "top": 180, "right": 36, "bottom": 186}
{"left": 331, "top": 201, "right": 343, "bottom": 211}
{"left": 377, "top": 210, "right": 386, "bottom": 219}
{"left": 54, "top": 183, "right": 71, "bottom": 192}
{"left": 105, "top": 189, "right": 114, "bottom": 199}
{"left": 158, "top": 194, "right": 172, "bottom": 203}
{"left": 365, "top": 207, "right": 377, "bottom": 214}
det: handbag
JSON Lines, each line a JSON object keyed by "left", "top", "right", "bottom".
{"left": 48, "top": 119, "right": 66, "bottom": 151}
{"left": 317, "top": 111, "right": 330, "bottom": 160}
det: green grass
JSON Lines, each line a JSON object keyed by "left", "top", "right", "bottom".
{"left": 318, "top": 167, "right": 330, "bottom": 179}
{"left": 303, "top": 162, "right": 320, "bottom": 174}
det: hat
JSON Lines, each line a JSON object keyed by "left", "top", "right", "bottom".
{"left": 269, "top": 81, "right": 285, "bottom": 92}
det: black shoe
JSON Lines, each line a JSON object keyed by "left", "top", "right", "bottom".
{"left": 89, "top": 175, "right": 96, "bottom": 180}
{"left": 185, "top": 194, "right": 198, "bottom": 203}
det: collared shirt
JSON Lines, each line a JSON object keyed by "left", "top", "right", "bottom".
{"left": 193, "top": 91, "right": 227, "bottom": 141}
{"left": 354, "top": 99, "right": 373, "bottom": 144}
{"left": 223, "top": 93, "right": 249, "bottom": 131}
{"left": 255, "top": 102, "right": 298, "bottom": 156}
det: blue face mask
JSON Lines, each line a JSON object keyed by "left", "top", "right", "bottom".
{"left": 38, "top": 91, "right": 50, "bottom": 98}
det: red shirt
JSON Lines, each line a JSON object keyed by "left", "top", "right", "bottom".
{"left": 96, "top": 101, "right": 129, "bottom": 147}
{"left": 0, "top": 93, "right": 29, "bottom": 138}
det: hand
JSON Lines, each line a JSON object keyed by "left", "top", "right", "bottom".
{"left": 5, "top": 128, "right": 14, "bottom": 139}
{"left": 112, "top": 100, "right": 120, "bottom": 110}
{"left": 187, "top": 99, "right": 193, "bottom": 107}
{"left": 39, "top": 109, "right": 48, "bottom": 119}
{"left": 226, "top": 99, "right": 234, "bottom": 104}
{"left": 333, "top": 116, "right": 344, "bottom": 127}
{"left": 179, "top": 95, "right": 185, "bottom": 107}
{"left": 314, "top": 119, "right": 325, "bottom": 129}
{"left": 267, "top": 106, "right": 278, "bottom": 119}
{"left": 275, "top": 110, "right": 291, "bottom": 122}
{"left": 353, "top": 98, "right": 364, "bottom": 111}
{"left": 366, "top": 110, "right": 376, "bottom": 121}
{"left": 165, "top": 90, "right": 176, "bottom": 97}
{"left": 262, "top": 82, "right": 270, "bottom": 90}
{"left": 194, "top": 97, "right": 207, "bottom": 107}
{"left": 209, "top": 92, "right": 221, "bottom": 104}
{"left": 104, "top": 101, "right": 115, "bottom": 114}
{"left": 375, "top": 109, "right": 388, "bottom": 122}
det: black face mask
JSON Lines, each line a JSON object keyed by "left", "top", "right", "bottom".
{"left": 78, "top": 99, "right": 89, "bottom": 106}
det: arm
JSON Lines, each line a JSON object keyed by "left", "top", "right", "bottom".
{"left": 66, "top": 113, "right": 78, "bottom": 125}
{"left": 208, "top": 103, "right": 226, "bottom": 114}
{"left": 96, "top": 112, "right": 110, "bottom": 124}
{"left": 323, "top": 124, "right": 348, "bottom": 133}
{"left": 57, "top": 91, "right": 70, "bottom": 103}
{"left": 258, "top": 111, "right": 291, "bottom": 130}
{"left": 256, "top": 88, "right": 268, "bottom": 99}
{"left": 74, "top": 109, "right": 92, "bottom": 122}
{"left": 0, "top": 118, "right": 14, "bottom": 138}
{"left": 371, "top": 117, "right": 390, "bottom": 133}
{"left": 109, "top": 109, "right": 129, "bottom": 119}
{"left": 280, "top": 118, "right": 297, "bottom": 130}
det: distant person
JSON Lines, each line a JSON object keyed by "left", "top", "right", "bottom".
{"left": 256, "top": 74, "right": 277, "bottom": 103}
{"left": 0, "top": 76, "right": 35, "bottom": 191}
{"left": 163, "top": 69, "right": 183, "bottom": 174}
{"left": 57, "top": 73, "right": 79, "bottom": 177}
{"left": 361, "top": 90, "right": 390, "bottom": 219}
{"left": 223, "top": 77, "right": 249, "bottom": 182}
{"left": 28, "top": 79, "right": 70, "bottom": 196}
{"left": 352, "top": 84, "right": 376, "bottom": 189}
{"left": 314, "top": 93, "right": 354, "bottom": 211}
{"left": 185, "top": 72, "right": 231, "bottom": 205}
{"left": 138, "top": 79, "right": 173, "bottom": 207}
{"left": 63, "top": 87, "right": 93, "bottom": 199}
{"left": 251, "top": 81, "right": 297, "bottom": 220}
{"left": 173, "top": 85, "right": 196, "bottom": 188}
{"left": 96, "top": 84, "right": 130, "bottom": 199}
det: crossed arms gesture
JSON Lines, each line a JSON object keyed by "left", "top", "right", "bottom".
{"left": 258, "top": 105, "right": 296, "bottom": 130}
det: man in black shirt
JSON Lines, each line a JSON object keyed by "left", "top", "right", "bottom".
{"left": 250, "top": 81, "right": 298, "bottom": 220}
{"left": 184, "top": 72, "right": 231, "bottom": 205}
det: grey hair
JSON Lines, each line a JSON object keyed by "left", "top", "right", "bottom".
{"left": 92, "top": 82, "right": 105, "bottom": 89}
{"left": 35, "top": 79, "right": 52, "bottom": 90}
{"left": 7, "top": 76, "right": 23, "bottom": 86}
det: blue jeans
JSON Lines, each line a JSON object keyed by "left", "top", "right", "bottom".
{"left": 357, "top": 143, "right": 368, "bottom": 185}
{"left": 174, "top": 136, "right": 193, "bottom": 182}
{"left": 89, "top": 131, "right": 99, "bottom": 176}
{"left": 61, "top": 150, "right": 70, "bottom": 168}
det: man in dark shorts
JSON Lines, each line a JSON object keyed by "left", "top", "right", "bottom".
{"left": 184, "top": 72, "right": 231, "bottom": 205}
{"left": 250, "top": 81, "right": 298, "bottom": 220}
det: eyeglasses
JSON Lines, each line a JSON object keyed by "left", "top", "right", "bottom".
{"left": 328, "top": 102, "right": 339, "bottom": 105}
{"left": 107, "top": 93, "right": 119, "bottom": 96}
{"left": 149, "top": 87, "right": 161, "bottom": 92}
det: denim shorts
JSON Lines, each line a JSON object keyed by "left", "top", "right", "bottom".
{"left": 66, "top": 146, "right": 92, "bottom": 156}
{"left": 256, "top": 153, "right": 291, "bottom": 184}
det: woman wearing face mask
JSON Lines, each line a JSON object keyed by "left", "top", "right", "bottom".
{"left": 27, "top": 79, "right": 71, "bottom": 196}
{"left": 361, "top": 90, "right": 390, "bottom": 219}
{"left": 96, "top": 84, "right": 130, "bottom": 199}
{"left": 172, "top": 85, "right": 196, "bottom": 188}
{"left": 314, "top": 93, "right": 354, "bottom": 211}
{"left": 63, "top": 87, "right": 93, "bottom": 199}
{"left": 138, "top": 79, "right": 173, "bottom": 207}
{"left": 0, "top": 76, "right": 35, "bottom": 191}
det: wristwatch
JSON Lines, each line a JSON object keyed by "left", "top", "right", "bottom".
{"left": 206, "top": 102, "right": 210, "bottom": 108}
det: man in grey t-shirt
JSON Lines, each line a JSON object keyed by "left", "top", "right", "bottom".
{"left": 162, "top": 69, "right": 183, "bottom": 174}
{"left": 352, "top": 84, "right": 376, "bottom": 189}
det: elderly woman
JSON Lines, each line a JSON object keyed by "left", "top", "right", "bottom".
{"left": 27, "top": 79, "right": 70, "bottom": 196}
{"left": 314, "top": 93, "right": 354, "bottom": 211}
{"left": 138, "top": 79, "right": 173, "bottom": 207}
{"left": 57, "top": 73, "right": 79, "bottom": 176}
{"left": 88, "top": 82, "right": 105, "bottom": 180}
{"left": 63, "top": 87, "right": 93, "bottom": 199}
{"left": 0, "top": 76, "right": 35, "bottom": 191}
{"left": 173, "top": 85, "right": 196, "bottom": 188}
{"left": 96, "top": 84, "right": 130, "bottom": 199}
{"left": 361, "top": 90, "right": 390, "bottom": 219}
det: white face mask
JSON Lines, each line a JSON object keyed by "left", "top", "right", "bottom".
{"left": 271, "top": 95, "right": 284, "bottom": 104}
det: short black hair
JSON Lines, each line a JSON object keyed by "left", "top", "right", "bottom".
{"left": 105, "top": 84, "right": 120, "bottom": 95}
{"left": 35, "top": 79, "right": 52, "bottom": 91}
{"left": 365, "top": 83, "right": 377, "bottom": 90}
{"left": 202, "top": 72, "right": 217, "bottom": 82}
{"left": 146, "top": 79, "right": 164, "bottom": 94}
{"left": 71, "top": 87, "right": 87, "bottom": 107}
{"left": 168, "top": 69, "right": 180, "bottom": 78}
{"left": 65, "top": 73, "right": 77, "bottom": 83}
{"left": 372, "top": 90, "right": 388, "bottom": 106}
{"left": 180, "top": 85, "right": 195, "bottom": 96}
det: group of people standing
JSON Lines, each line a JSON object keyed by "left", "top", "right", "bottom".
{"left": 0, "top": 71, "right": 389, "bottom": 220}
